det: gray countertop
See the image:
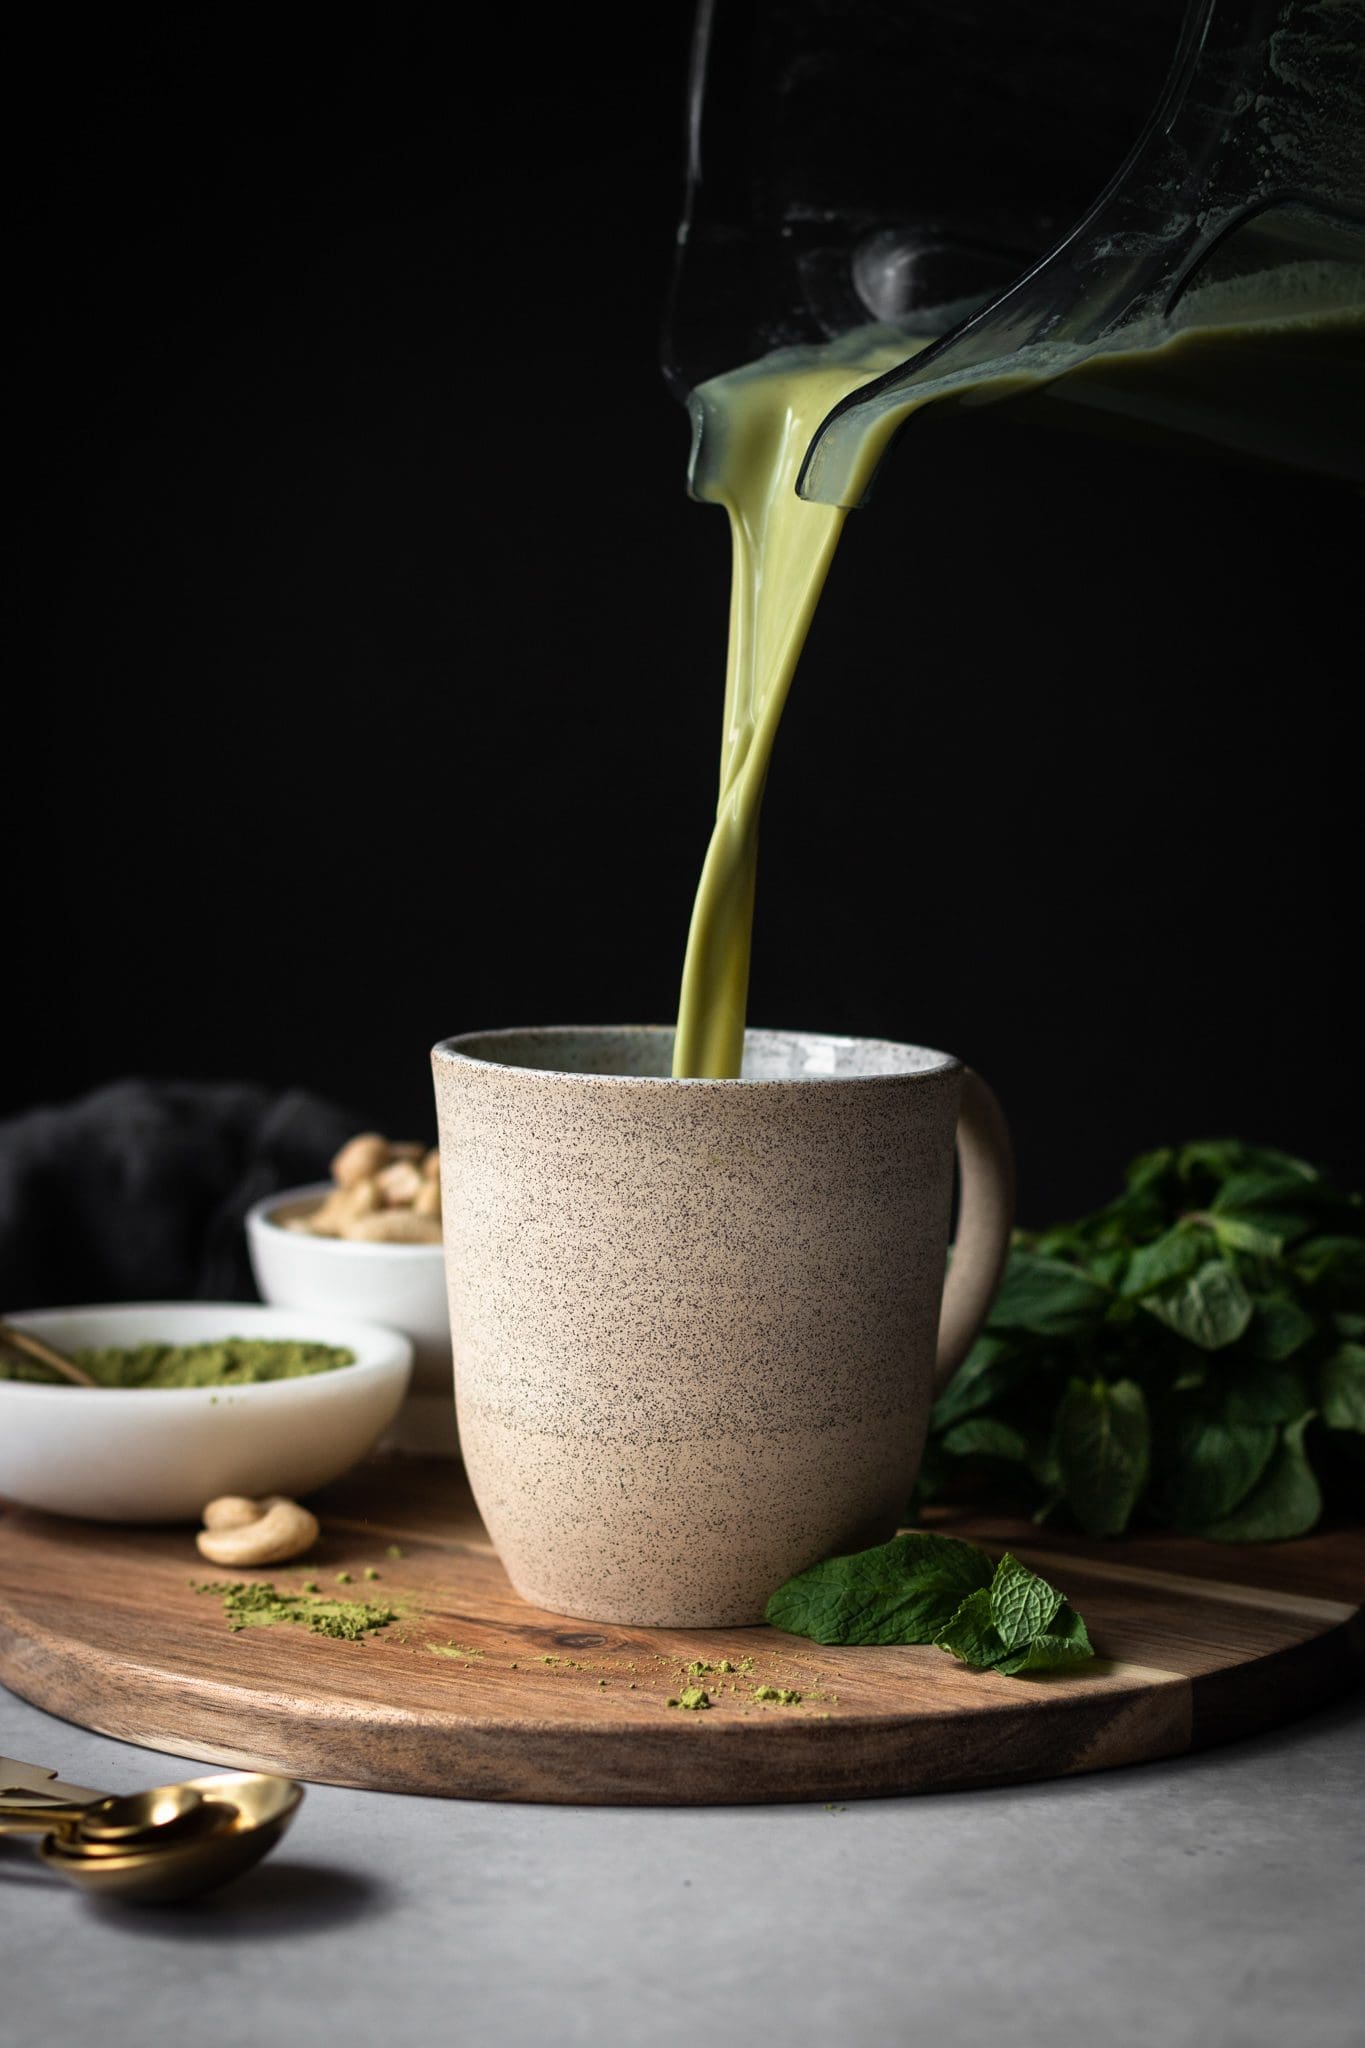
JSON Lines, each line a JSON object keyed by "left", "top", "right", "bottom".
{"left": 5, "top": 1682, "right": 1362, "bottom": 2048}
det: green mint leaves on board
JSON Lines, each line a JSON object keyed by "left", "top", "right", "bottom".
{"left": 936, "top": 1559, "right": 1094, "bottom": 1677}
{"left": 763, "top": 1531, "right": 993, "bottom": 1647}
{"left": 766, "top": 1537, "right": 1094, "bottom": 1680}
{"left": 918, "top": 1141, "right": 1364, "bottom": 1543}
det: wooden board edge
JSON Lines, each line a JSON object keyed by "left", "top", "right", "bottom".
{"left": 1187, "top": 1611, "right": 1365, "bottom": 1752}
{"left": 0, "top": 1608, "right": 1196, "bottom": 1805}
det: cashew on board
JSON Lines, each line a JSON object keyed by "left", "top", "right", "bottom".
{"left": 196, "top": 1494, "right": 319, "bottom": 1567}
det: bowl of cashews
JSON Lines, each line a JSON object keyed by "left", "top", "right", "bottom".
{"left": 0, "top": 1302, "right": 412, "bottom": 1522}
{"left": 246, "top": 1131, "right": 457, "bottom": 1457}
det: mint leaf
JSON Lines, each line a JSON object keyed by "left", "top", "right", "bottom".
{"left": 1145, "top": 1259, "right": 1253, "bottom": 1350}
{"left": 1120, "top": 1226, "right": 1206, "bottom": 1299}
{"left": 940, "top": 1417, "right": 1030, "bottom": 1462}
{"left": 1055, "top": 1377, "right": 1150, "bottom": 1536}
{"left": 1296, "top": 1236, "right": 1365, "bottom": 1290}
{"left": 1212, "top": 1169, "right": 1319, "bottom": 1214}
{"left": 988, "top": 1251, "right": 1112, "bottom": 1337}
{"left": 997, "top": 1604, "right": 1094, "bottom": 1675}
{"left": 934, "top": 1588, "right": 1008, "bottom": 1668}
{"left": 1203, "top": 1414, "right": 1322, "bottom": 1541}
{"left": 1178, "top": 1142, "right": 1316, "bottom": 1188}
{"left": 1215, "top": 1360, "right": 1308, "bottom": 1425}
{"left": 1125, "top": 1147, "right": 1175, "bottom": 1194}
{"left": 931, "top": 1333, "right": 1031, "bottom": 1429}
{"left": 1320, "top": 1344, "right": 1365, "bottom": 1433}
{"left": 1043, "top": 1600, "right": 1092, "bottom": 1654}
{"left": 1160, "top": 1411, "right": 1277, "bottom": 1529}
{"left": 764, "top": 1531, "right": 992, "bottom": 1646}
{"left": 1210, "top": 1215, "right": 1286, "bottom": 1259}
{"left": 1247, "top": 1292, "right": 1316, "bottom": 1362}
{"left": 1088, "top": 1248, "right": 1130, "bottom": 1289}
{"left": 989, "top": 1553, "right": 1063, "bottom": 1650}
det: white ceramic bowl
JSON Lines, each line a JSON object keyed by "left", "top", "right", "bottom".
{"left": 0, "top": 1302, "right": 412, "bottom": 1522}
{"left": 246, "top": 1183, "right": 457, "bottom": 1456}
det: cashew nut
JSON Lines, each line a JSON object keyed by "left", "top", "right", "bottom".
{"left": 201, "top": 1495, "right": 264, "bottom": 1532}
{"left": 196, "top": 1495, "right": 320, "bottom": 1567}
{"left": 304, "top": 1199, "right": 344, "bottom": 1239}
{"left": 421, "top": 1148, "right": 440, "bottom": 1181}
{"left": 345, "top": 1209, "right": 442, "bottom": 1244}
{"left": 308, "top": 1176, "right": 380, "bottom": 1237}
{"left": 331, "top": 1133, "right": 389, "bottom": 1188}
{"left": 376, "top": 1159, "right": 424, "bottom": 1207}
{"left": 414, "top": 1176, "right": 441, "bottom": 1219}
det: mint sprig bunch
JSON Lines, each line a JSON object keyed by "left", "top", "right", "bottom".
{"left": 921, "top": 1141, "right": 1365, "bottom": 1542}
{"left": 935, "top": 1554, "right": 1094, "bottom": 1675}
{"left": 765, "top": 1532, "right": 1094, "bottom": 1678}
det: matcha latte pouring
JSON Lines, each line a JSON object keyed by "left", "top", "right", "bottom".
{"left": 670, "top": 266, "right": 1365, "bottom": 1079}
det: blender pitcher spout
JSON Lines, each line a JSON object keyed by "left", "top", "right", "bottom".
{"left": 663, "top": 0, "right": 1365, "bottom": 502}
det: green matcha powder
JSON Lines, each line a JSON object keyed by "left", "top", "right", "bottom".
{"left": 0, "top": 1338, "right": 355, "bottom": 1389}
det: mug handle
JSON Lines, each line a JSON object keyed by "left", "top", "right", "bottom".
{"left": 935, "top": 1069, "right": 1015, "bottom": 1394}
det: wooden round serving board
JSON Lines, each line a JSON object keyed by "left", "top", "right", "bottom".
{"left": 1, "top": 1458, "right": 1361, "bottom": 1805}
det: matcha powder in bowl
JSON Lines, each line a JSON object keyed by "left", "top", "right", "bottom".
{"left": 0, "top": 1337, "right": 356, "bottom": 1389}
{"left": 0, "top": 1304, "right": 413, "bottom": 1520}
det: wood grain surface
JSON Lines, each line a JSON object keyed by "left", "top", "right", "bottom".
{"left": 1, "top": 1458, "right": 1361, "bottom": 1804}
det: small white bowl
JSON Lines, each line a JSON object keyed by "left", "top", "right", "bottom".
{"left": 246, "top": 1183, "right": 457, "bottom": 1457}
{"left": 0, "top": 1302, "right": 412, "bottom": 1522}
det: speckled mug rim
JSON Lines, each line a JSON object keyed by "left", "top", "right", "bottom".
{"left": 431, "top": 1024, "right": 961, "bottom": 1089}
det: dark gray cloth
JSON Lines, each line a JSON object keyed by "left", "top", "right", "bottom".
{"left": 0, "top": 1080, "right": 360, "bottom": 1308}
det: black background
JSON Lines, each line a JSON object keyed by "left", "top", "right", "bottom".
{"left": 9, "top": 5, "right": 1361, "bottom": 1223}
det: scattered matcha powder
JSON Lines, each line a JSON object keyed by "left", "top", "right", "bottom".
{"left": 667, "top": 1687, "right": 711, "bottom": 1711}
{"left": 335, "top": 1571, "right": 353, "bottom": 1585}
{"left": 364, "top": 1567, "right": 381, "bottom": 1581}
{"left": 752, "top": 1685, "right": 803, "bottom": 1706}
{"left": 386, "top": 1544, "right": 405, "bottom": 1559}
{"left": 193, "top": 1580, "right": 398, "bottom": 1642}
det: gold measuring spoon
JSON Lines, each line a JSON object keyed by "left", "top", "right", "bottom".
{"left": 0, "top": 1758, "right": 304, "bottom": 1903}
{"left": 0, "top": 1775, "right": 209, "bottom": 1843}
{"left": 0, "top": 1319, "right": 98, "bottom": 1386}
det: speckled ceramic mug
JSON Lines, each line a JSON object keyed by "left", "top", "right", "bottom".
{"left": 431, "top": 1026, "right": 1013, "bottom": 1626}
